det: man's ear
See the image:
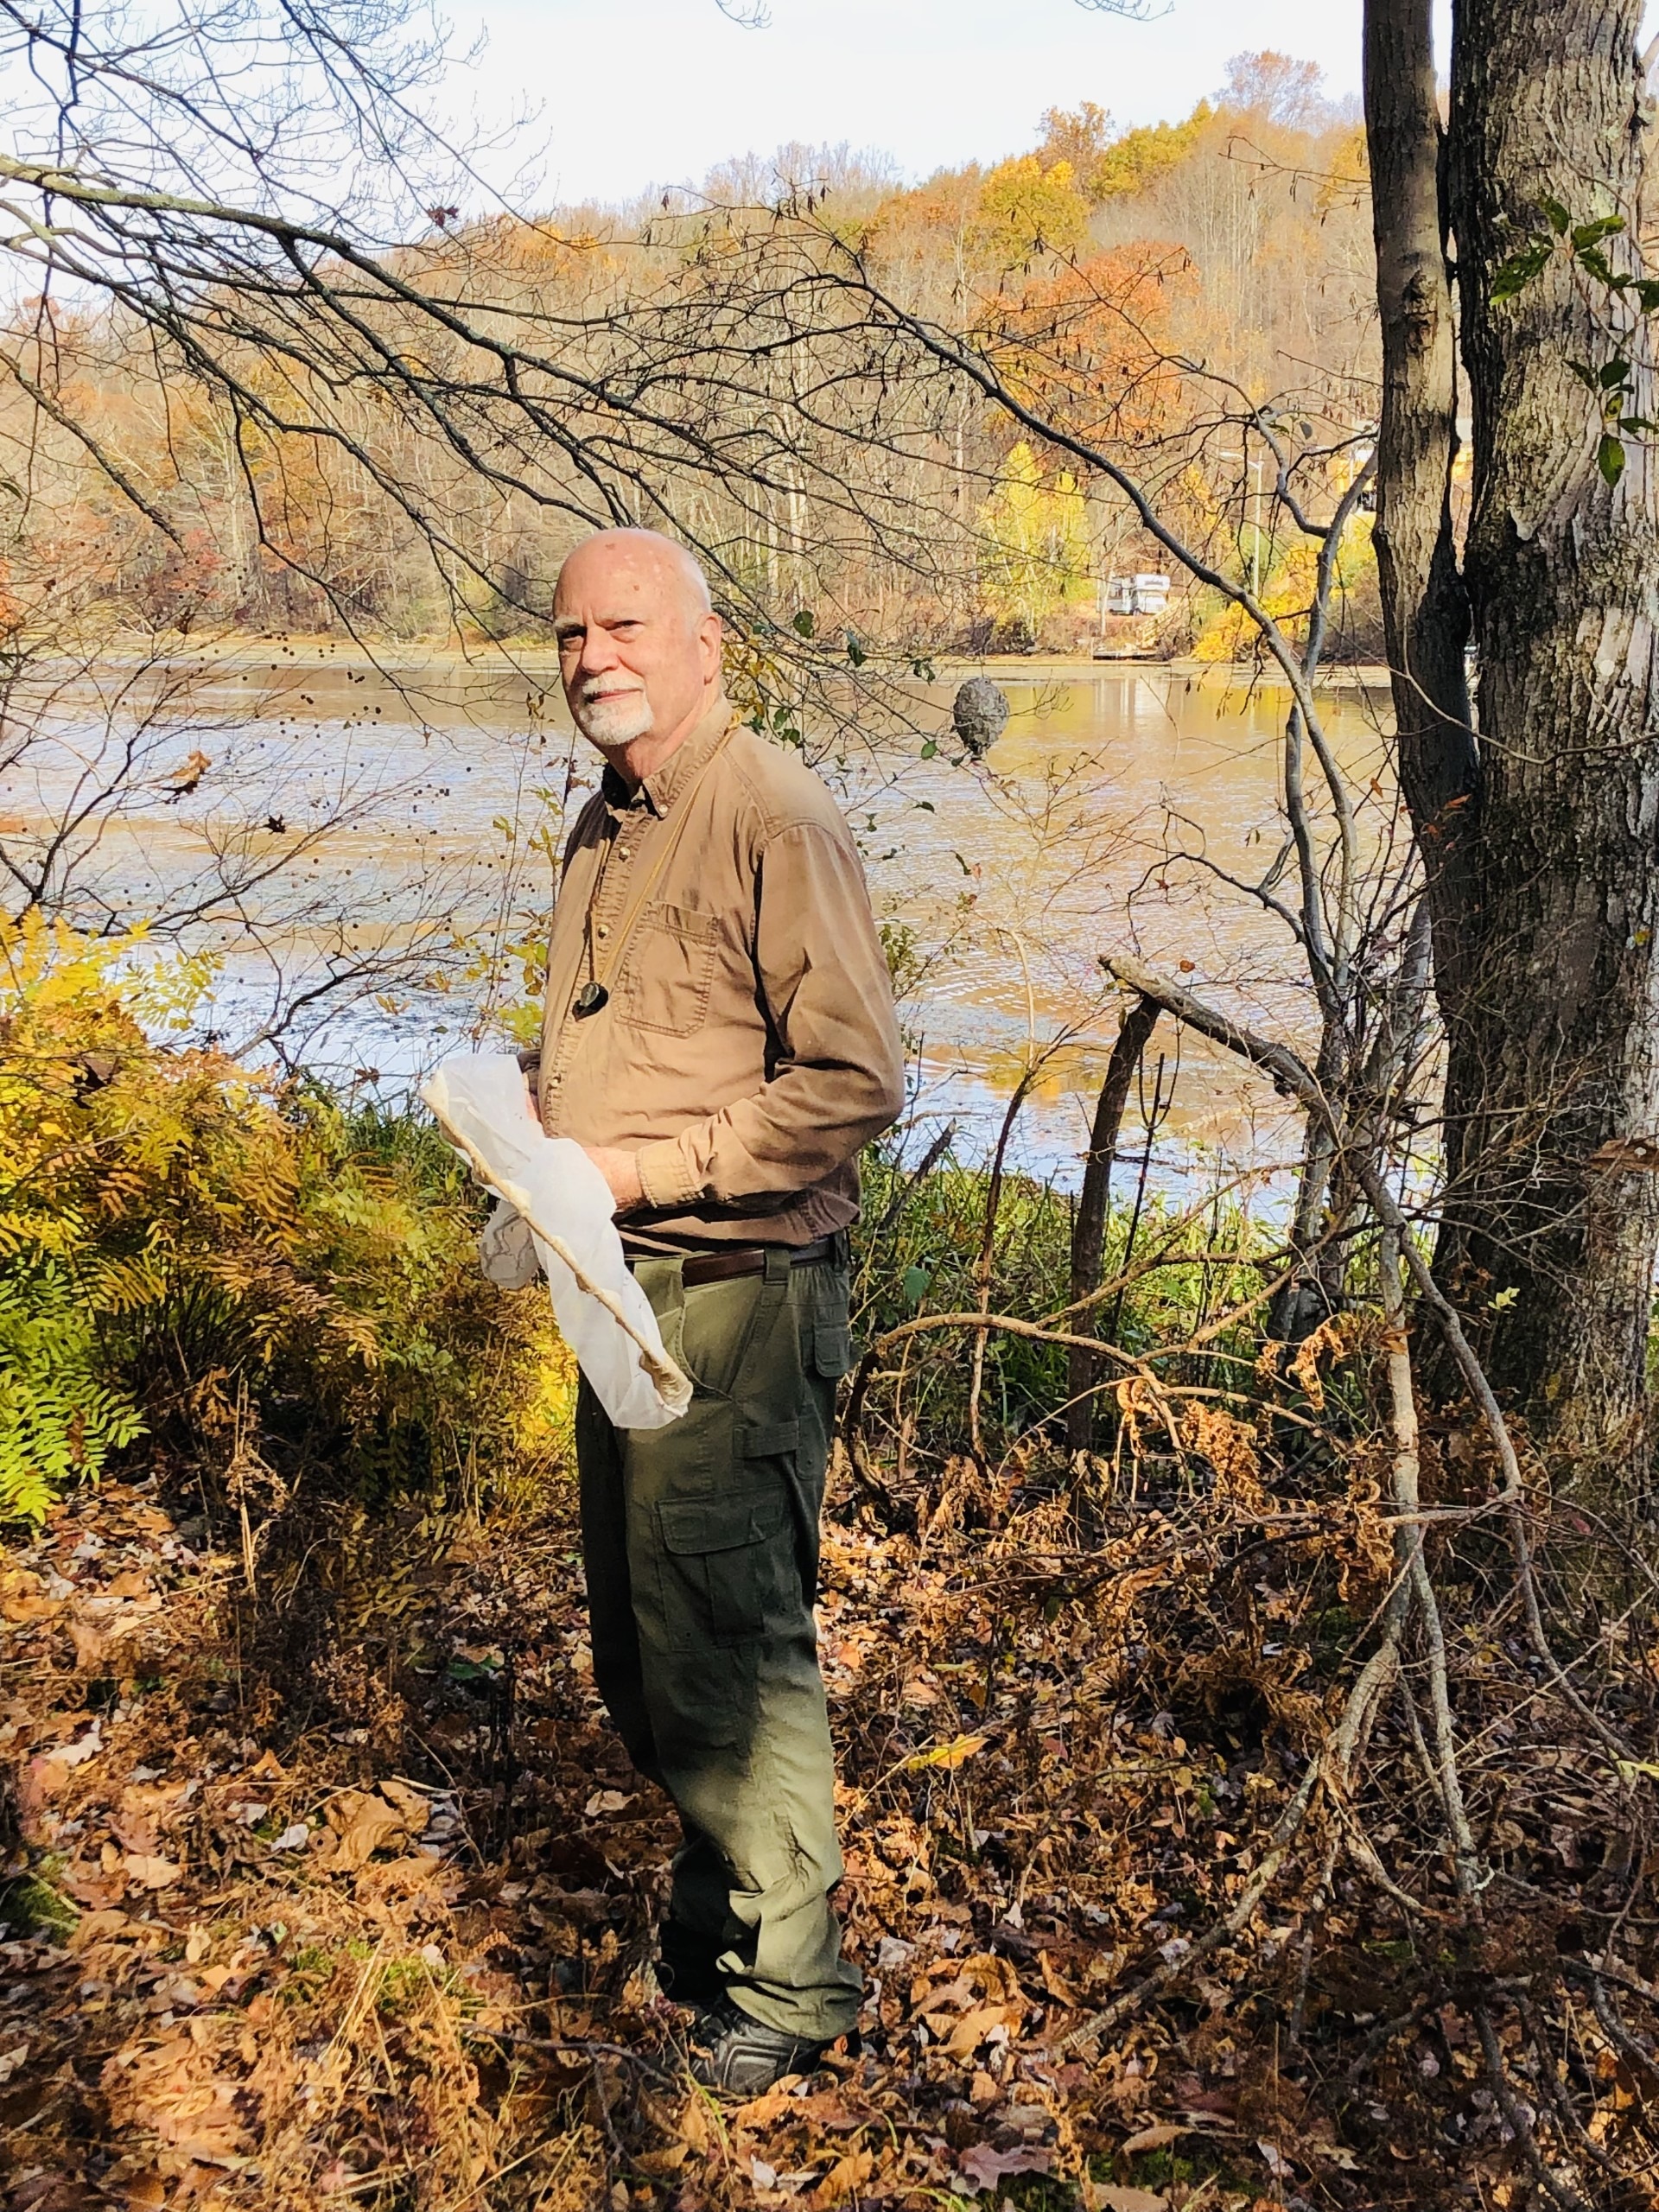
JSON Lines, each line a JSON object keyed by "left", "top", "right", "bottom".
{"left": 698, "top": 610, "right": 724, "bottom": 679}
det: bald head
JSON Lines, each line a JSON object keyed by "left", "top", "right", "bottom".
{"left": 556, "top": 528, "right": 714, "bottom": 618}
{"left": 552, "top": 531, "right": 724, "bottom": 785}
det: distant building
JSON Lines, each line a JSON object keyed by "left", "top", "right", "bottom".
{"left": 1103, "top": 572, "right": 1171, "bottom": 617}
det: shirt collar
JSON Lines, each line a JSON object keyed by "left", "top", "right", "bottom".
{"left": 601, "top": 696, "right": 734, "bottom": 819}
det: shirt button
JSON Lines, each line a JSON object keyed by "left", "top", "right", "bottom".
{"left": 595, "top": 924, "right": 609, "bottom": 940}
{"left": 616, "top": 847, "right": 631, "bottom": 862}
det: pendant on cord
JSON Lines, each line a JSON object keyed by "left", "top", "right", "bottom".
{"left": 572, "top": 981, "right": 610, "bottom": 1018}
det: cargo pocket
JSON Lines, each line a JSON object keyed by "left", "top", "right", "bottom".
{"left": 658, "top": 1489, "right": 791, "bottom": 1648}
{"left": 736, "top": 1415, "right": 800, "bottom": 1458}
{"left": 812, "top": 1321, "right": 856, "bottom": 1380}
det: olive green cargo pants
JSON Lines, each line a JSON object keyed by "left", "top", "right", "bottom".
{"left": 573, "top": 1241, "right": 862, "bottom": 2043}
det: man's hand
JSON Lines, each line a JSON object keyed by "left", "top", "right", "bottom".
{"left": 583, "top": 1145, "right": 645, "bottom": 1214}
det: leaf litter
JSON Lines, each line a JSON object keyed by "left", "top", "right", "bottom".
{"left": 1, "top": 1440, "right": 1655, "bottom": 2210}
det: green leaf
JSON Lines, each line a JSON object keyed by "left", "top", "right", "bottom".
{"left": 845, "top": 632, "right": 867, "bottom": 667}
{"left": 902, "top": 1263, "right": 932, "bottom": 1307}
{"left": 1599, "top": 357, "right": 1633, "bottom": 388}
{"left": 919, "top": 737, "right": 938, "bottom": 759}
{"left": 1572, "top": 213, "right": 1625, "bottom": 251}
{"left": 1577, "top": 246, "right": 1620, "bottom": 288}
{"left": 1598, "top": 432, "right": 1627, "bottom": 486}
{"left": 1567, "top": 360, "right": 1602, "bottom": 392}
{"left": 791, "top": 608, "right": 815, "bottom": 637}
{"left": 1539, "top": 194, "right": 1570, "bottom": 235}
{"left": 1636, "top": 279, "right": 1659, "bottom": 314}
{"left": 1618, "top": 414, "right": 1659, "bottom": 434}
{"left": 1490, "top": 242, "right": 1552, "bottom": 302}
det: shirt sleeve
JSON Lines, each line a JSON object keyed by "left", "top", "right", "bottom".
{"left": 634, "top": 819, "right": 906, "bottom": 1209}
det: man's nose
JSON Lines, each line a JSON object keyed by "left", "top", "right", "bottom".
{"left": 575, "top": 626, "right": 623, "bottom": 677}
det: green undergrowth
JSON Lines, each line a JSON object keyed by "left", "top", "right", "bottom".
{"left": 853, "top": 1138, "right": 1281, "bottom": 1459}
{"left": 3, "top": 912, "right": 1297, "bottom": 1529}
{"left": 0, "top": 915, "right": 574, "bottom": 1527}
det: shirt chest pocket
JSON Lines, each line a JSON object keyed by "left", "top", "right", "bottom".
{"left": 617, "top": 900, "right": 721, "bottom": 1036}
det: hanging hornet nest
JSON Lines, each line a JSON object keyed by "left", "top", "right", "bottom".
{"left": 950, "top": 677, "right": 1009, "bottom": 758}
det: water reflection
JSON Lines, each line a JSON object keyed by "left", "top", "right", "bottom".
{"left": 861, "top": 664, "right": 1390, "bottom": 1196}
{"left": 7, "top": 648, "right": 1393, "bottom": 1201}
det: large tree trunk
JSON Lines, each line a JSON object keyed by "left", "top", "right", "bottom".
{"left": 1441, "top": 0, "right": 1659, "bottom": 1465}
{"left": 1363, "top": 0, "right": 1478, "bottom": 1012}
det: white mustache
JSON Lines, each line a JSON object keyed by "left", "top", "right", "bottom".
{"left": 579, "top": 678, "right": 645, "bottom": 702}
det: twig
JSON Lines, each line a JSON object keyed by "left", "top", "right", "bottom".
{"left": 870, "top": 1121, "right": 956, "bottom": 1239}
{"left": 969, "top": 1063, "right": 1043, "bottom": 1459}
{"left": 1473, "top": 2004, "right": 1596, "bottom": 2212}
{"left": 1098, "top": 947, "right": 1635, "bottom": 1770}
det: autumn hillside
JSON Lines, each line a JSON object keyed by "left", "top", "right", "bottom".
{"left": 1, "top": 51, "right": 1378, "bottom": 659}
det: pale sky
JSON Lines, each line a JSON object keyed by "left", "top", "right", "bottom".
{"left": 442, "top": 0, "right": 1395, "bottom": 209}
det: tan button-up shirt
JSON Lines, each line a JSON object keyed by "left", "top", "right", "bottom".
{"left": 535, "top": 698, "right": 905, "bottom": 1245}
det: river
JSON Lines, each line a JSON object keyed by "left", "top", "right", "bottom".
{"left": 10, "top": 645, "right": 1394, "bottom": 1203}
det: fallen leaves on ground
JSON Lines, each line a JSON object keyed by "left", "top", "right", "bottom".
{"left": 1, "top": 1457, "right": 1653, "bottom": 2210}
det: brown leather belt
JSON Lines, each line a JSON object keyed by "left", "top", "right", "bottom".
{"left": 628, "top": 1233, "right": 837, "bottom": 1287}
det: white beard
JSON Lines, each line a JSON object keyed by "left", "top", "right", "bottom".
{"left": 574, "top": 686, "right": 654, "bottom": 746}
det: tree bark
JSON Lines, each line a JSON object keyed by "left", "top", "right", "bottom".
{"left": 1442, "top": 0, "right": 1659, "bottom": 1465}
{"left": 1363, "top": 0, "right": 1478, "bottom": 1013}
{"left": 1066, "top": 995, "right": 1159, "bottom": 1450}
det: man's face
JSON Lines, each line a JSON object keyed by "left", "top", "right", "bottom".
{"left": 552, "top": 537, "right": 721, "bottom": 753}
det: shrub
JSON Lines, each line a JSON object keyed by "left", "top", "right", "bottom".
{"left": 0, "top": 912, "right": 572, "bottom": 1523}
{"left": 853, "top": 1137, "right": 1271, "bottom": 1457}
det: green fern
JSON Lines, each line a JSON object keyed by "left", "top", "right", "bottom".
{"left": 0, "top": 1270, "right": 146, "bottom": 1524}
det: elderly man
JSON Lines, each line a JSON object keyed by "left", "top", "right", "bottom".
{"left": 525, "top": 529, "right": 905, "bottom": 2093}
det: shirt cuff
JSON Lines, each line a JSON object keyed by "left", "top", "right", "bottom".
{"left": 636, "top": 1137, "right": 704, "bottom": 1211}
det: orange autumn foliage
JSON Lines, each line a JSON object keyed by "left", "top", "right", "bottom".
{"left": 978, "top": 245, "right": 1192, "bottom": 450}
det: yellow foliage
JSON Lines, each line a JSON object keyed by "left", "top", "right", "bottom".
{"left": 1087, "top": 105, "right": 1214, "bottom": 202}
{"left": 969, "top": 156, "right": 1090, "bottom": 268}
{"left": 976, "top": 441, "right": 1092, "bottom": 635}
{"left": 0, "top": 914, "right": 572, "bottom": 1522}
{"left": 1193, "top": 518, "right": 1376, "bottom": 661}
{"left": 1036, "top": 99, "right": 1216, "bottom": 207}
{"left": 1318, "top": 123, "right": 1370, "bottom": 213}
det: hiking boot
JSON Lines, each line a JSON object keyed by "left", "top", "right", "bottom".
{"left": 685, "top": 1996, "right": 826, "bottom": 2095}
{"left": 654, "top": 1946, "right": 722, "bottom": 2010}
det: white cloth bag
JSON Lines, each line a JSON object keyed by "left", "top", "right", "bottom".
{"left": 418, "top": 1053, "right": 690, "bottom": 1431}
